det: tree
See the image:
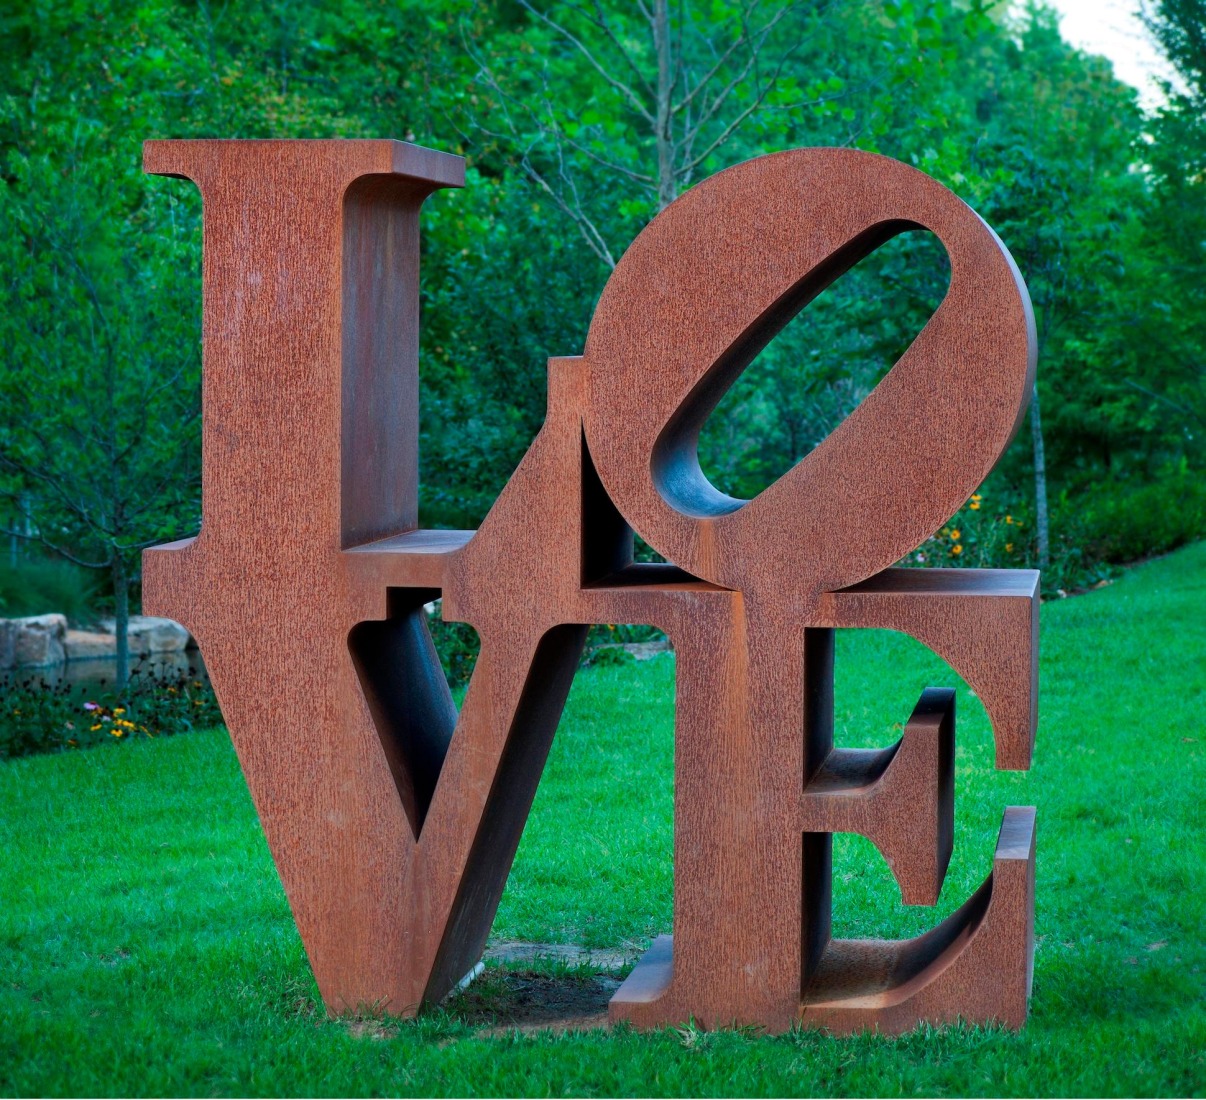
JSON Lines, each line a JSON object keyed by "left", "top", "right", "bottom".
{"left": 453, "top": 0, "right": 998, "bottom": 511}
{"left": 0, "top": 138, "right": 204, "bottom": 687}
{"left": 1140, "top": 0, "right": 1206, "bottom": 456}
{"left": 465, "top": 0, "right": 842, "bottom": 265}
{"left": 0, "top": 0, "right": 432, "bottom": 682}
{"left": 1143, "top": 0, "right": 1206, "bottom": 104}
{"left": 463, "top": 0, "right": 982, "bottom": 267}
{"left": 929, "top": 3, "right": 1149, "bottom": 570}
{"left": 1, "top": 0, "right": 1196, "bottom": 625}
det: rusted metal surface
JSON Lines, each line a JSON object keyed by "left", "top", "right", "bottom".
{"left": 143, "top": 140, "right": 1039, "bottom": 1034}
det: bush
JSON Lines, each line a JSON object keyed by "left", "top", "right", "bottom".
{"left": 1068, "top": 464, "right": 1206, "bottom": 566}
{"left": 425, "top": 606, "right": 666, "bottom": 687}
{"left": 0, "top": 663, "right": 221, "bottom": 761}
{"left": 582, "top": 624, "right": 668, "bottom": 668}
{"left": 425, "top": 613, "right": 481, "bottom": 692}
{"left": 907, "top": 487, "right": 1033, "bottom": 571}
{"left": 0, "top": 558, "right": 100, "bottom": 621}
{"left": 904, "top": 468, "right": 1206, "bottom": 596}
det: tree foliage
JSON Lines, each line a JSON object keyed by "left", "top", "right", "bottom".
{"left": 1, "top": 0, "right": 1203, "bottom": 648}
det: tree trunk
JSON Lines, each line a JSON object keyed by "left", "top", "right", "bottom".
{"left": 1030, "top": 383, "right": 1050, "bottom": 571}
{"left": 653, "top": 0, "right": 675, "bottom": 210}
{"left": 111, "top": 553, "right": 130, "bottom": 692}
{"left": 10, "top": 491, "right": 31, "bottom": 567}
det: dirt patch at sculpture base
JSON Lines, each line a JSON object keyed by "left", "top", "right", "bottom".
{"left": 450, "top": 969, "right": 622, "bottom": 1035}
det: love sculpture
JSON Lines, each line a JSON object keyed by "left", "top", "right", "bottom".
{"left": 142, "top": 139, "right": 1039, "bottom": 1034}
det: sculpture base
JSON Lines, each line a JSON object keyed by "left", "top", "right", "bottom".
{"left": 610, "top": 807, "right": 1035, "bottom": 1035}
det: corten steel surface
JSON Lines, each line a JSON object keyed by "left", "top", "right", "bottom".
{"left": 143, "top": 140, "right": 1040, "bottom": 1034}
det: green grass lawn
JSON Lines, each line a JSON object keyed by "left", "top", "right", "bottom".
{"left": 2, "top": 544, "right": 1204, "bottom": 1096}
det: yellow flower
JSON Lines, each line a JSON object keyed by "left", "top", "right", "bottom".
{"left": 951, "top": 544, "right": 963, "bottom": 556}
{"left": 969, "top": 501, "right": 981, "bottom": 510}
{"left": 971, "top": 493, "right": 982, "bottom": 501}
{"left": 1005, "top": 515, "right": 1013, "bottom": 525}
{"left": 1006, "top": 543, "right": 1014, "bottom": 552}
{"left": 90, "top": 724, "right": 102, "bottom": 731}
{"left": 114, "top": 708, "right": 125, "bottom": 716}
{"left": 950, "top": 529, "right": 961, "bottom": 541}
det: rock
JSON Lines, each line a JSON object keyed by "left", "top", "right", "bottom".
{"left": 624, "top": 639, "right": 672, "bottom": 661}
{"left": 141, "top": 617, "right": 191, "bottom": 654}
{"left": 11, "top": 613, "right": 67, "bottom": 635}
{"left": 592, "top": 639, "right": 673, "bottom": 662}
{"left": 64, "top": 630, "right": 118, "bottom": 661}
{"left": 98, "top": 615, "right": 192, "bottom": 654}
{"left": 6, "top": 614, "right": 68, "bottom": 668}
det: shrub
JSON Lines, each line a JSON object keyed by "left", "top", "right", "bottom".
{"left": 425, "top": 606, "right": 666, "bottom": 687}
{"left": 581, "top": 641, "right": 636, "bottom": 669}
{"left": 903, "top": 469, "right": 1206, "bottom": 596}
{"left": 0, "top": 558, "right": 100, "bottom": 621}
{"left": 0, "top": 663, "right": 221, "bottom": 761}
{"left": 425, "top": 613, "right": 481, "bottom": 691}
{"left": 908, "top": 488, "right": 1033, "bottom": 572}
{"left": 1067, "top": 464, "right": 1206, "bottom": 566}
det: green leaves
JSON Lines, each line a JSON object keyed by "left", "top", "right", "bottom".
{"left": 0, "top": 0, "right": 1200, "bottom": 594}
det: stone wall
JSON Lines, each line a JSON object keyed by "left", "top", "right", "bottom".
{"left": 0, "top": 615, "right": 193, "bottom": 670}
